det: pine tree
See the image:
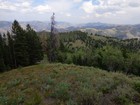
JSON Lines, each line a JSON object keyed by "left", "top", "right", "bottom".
{"left": 7, "top": 31, "right": 16, "bottom": 69}
{"left": 12, "top": 20, "right": 29, "bottom": 67}
{"left": 2, "top": 33, "right": 11, "bottom": 70}
{"left": 0, "top": 34, "right": 6, "bottom": 72}
{"left": 26, "top": 24, "right": 43, "bottom": 65}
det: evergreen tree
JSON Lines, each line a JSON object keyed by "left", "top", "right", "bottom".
{"left": 26, "top": 24, "right": 43, "bottom": 65}
{"left": 2, "top": 33, "right": 11, "bottom": 70}
{"left": 12, "top": 20, "right": 29, "bottom": 67}
{"left": 0, "top": 34, "right": 6, "bottom": 71}
{"left": 7, "top": 31, "right": 16, "bottom": 69}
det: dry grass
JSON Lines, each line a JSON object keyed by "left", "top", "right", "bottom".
{"left": 0, "top": 63, "right": 140, "bottom": 105}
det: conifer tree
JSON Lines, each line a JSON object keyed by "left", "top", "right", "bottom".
{"left": 0, "top": 34, "right": 6, "bottom": 71}
{"left": 26, "top": 24, "right": 43, "bottom": 65}
{"left": 2, "top": 33, "right": 11, "bottom": 70}
{"left": 12, "top": 20, "right": 29, "bottom": 67}
{"left": 7, "top": 31, "right": 16, "bottom": 68}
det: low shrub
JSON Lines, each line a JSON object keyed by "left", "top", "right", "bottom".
{"left": 51, "top": 82, "right": 70, "bottom": 101}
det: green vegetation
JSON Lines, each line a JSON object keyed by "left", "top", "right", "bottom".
{"left": 0, "top": 20, "right": 43, "bottom": 72}
{"left": 0, "top": 63, "right": 140, "bottom": 105}
{"left": 0, "top": 18, "right": 140, "bottom": 105}
{"left": 40, "top": 31, "right": 140, "bottom": 76}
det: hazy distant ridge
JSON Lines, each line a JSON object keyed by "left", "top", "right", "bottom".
{"left": 0, "top": 21, "right": 140, "bottom": 39}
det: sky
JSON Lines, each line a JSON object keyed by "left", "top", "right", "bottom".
{"left": 0, "top": 0, "right": 140, "bottom": 24}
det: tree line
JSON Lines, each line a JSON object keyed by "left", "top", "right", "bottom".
{"left": 0, "top": 20, "right": 43, "bottom": 72}
{"left": 45, "top": 31, "right": 140, "bottom": 76}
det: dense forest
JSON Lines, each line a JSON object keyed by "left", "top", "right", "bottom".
{"left": 0, "top": 20, "right": 43, "bottom": 72}
{"left": 39, "top": 31, "right": 140, "bottom": 76}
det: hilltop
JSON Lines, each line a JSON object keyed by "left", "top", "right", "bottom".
{"left": 0, "top": 63, "right": 140, "bottom": 105}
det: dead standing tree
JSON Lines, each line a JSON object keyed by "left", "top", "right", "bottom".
{"left": 48, "top": 13, "right": 60, "bottom": 62}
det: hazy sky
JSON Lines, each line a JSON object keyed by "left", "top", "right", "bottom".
{"left": 0, "top": 0, "right": 140, "bottom": 24}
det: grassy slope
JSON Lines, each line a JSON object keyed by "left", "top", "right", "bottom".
{"left": 0, "top": 63, "right": 140, "bottom": 105}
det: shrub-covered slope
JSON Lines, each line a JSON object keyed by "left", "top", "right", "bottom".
{"left": 0, "top": 63, "right": 140, "bottom": 105}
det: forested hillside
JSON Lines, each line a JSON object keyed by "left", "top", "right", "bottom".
{"left": 39, "top": 31, "right": 140, "bottom": 76}
{"left": 1, "top": 22, "right": 140, "bottom": 76}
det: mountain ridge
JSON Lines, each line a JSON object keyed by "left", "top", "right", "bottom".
{"left": 0, "top": 21, "right": 140, "bottom": 39}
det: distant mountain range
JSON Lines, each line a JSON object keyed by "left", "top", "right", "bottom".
{"left": 0, "top": 21, "right": 72, "bottom": 33}
{"left": 0, "top": 21, "right": 140, "bottom": 39}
